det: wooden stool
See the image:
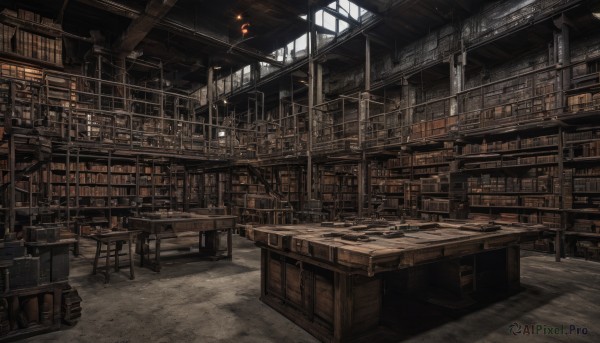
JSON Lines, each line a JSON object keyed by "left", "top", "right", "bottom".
{"left": 90, "top": 230, "right": 141, "bottom": 283}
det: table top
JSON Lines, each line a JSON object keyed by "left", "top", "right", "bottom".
{"left": 247, "top": 220, "right": 545, "bottom": 275}
{"left": 90, "top": 230, "right": 142, "bottom": 241}
{"left": 25, "top": 238, "right": 78, "bottom": 247}
{"left": 129, "top": 212, "right": 237, "bottom": 233}
{"left": 129, "top": 213, "right": 237, "bottom": 223}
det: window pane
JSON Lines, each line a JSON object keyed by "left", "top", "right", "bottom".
{"left": 295, "top": 34, "right": 307, "bottom": 53}
{"left": 242, "top": 65, "right": 252, "bottom": 84}
{"left": 286, "top": 41, "right": 295, "bottom": 63}
{"left": 315, "top": 9, "right": 323, "bottom": 26}
{"left": 233, "top": 70, "right": 242, "bottom": 89}
{"left": 339, "top": 0, "right": 350, "bottom": 17}
{"left": 216, "top": 79, "right": 224, "bottom": 96}
{"left": 323, "top": 11, "right": 336, "bottom": 31}
{"left": 349, "top": 2, "right": 359, "bottom": 20}
{"left": 338, "top": 19, "right": 349, "bottom": 33}
{"left": 223, "top": 76, "right": 231, "bottom": 94}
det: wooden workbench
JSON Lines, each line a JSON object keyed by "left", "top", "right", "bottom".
{"left": 247, "top": 220, "right": 544, "bottom": 342}
{"left": 129, "top": 212, "right": 236, "bottom": 272}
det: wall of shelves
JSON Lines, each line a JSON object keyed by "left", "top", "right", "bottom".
{"left": 2, "top": 1, "right": 600, "bottom": 258}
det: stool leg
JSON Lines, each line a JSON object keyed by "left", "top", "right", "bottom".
{"left": 105, "top": 241, "right": 111, "bottom": 284}
{"left": 129, "top": 236, "right": 135, "bottom": 280}
{"left": 92, "top": 240, "right": 101, "bottom": 275}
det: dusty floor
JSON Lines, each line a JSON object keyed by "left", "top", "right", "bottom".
{"left": 23, "top": 234, "right": 600, "bottom": 343}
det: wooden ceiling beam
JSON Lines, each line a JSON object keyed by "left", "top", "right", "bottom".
{"left": 113, "top": 0, "right": 178, "bottom": 56}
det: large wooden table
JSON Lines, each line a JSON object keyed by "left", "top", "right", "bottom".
{"left": 129, "top": 212, "right": 236, "bottom": 272}
{"left": 247, "top": 220, "right": 544, "bottom": 342}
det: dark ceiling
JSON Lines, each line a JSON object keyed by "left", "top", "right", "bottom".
{"left": 0, "top": 0, "right": 333, "bottom": 91}
{"left": 2, "top": 0, "right": 599, "bottom": 95}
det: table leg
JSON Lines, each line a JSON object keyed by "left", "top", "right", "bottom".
{"left": 198, "top": 232, "right": 203, "bottom": 253}
{"left": 105, "top": 241, "right": 111, "bottom": 284}
{"left": 138, "top": 233, "right": 146, "bottom": 267}
{"left": 53, "top": 287, "right": 62, "bottom": 329}
{"left": 74, "top": 238, "right": 80, "bottom": 257}
{"left": 129, "top": 235, "right": 135, "bottom": 280}
{"left": 92, "top": 240, "right": 101, "bottom": 275}
{"left": 115, "top": 241, "right": 120, "bottom": 272}
{"left": 227, "top": 228, "right": 233, "bottom": 259}
{"left": 154, "top": 236, "right": 161, "bottom": 272}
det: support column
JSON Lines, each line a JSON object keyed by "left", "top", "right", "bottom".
{"left": 8, "top": 131, "right": 15, "bottom": 234}
{"left": 116, "top": 56, "right": 127, "bottom": 109}
{"left": 307, "top": 5, "right": 316, "bottom": 201}
{"left": 554, "top": 15, "right": 572, "bottom": 111}
{"left": 402, "top": 79, "right": 416, "bottom": 128}
{"left": 207, "top": 67, "right": 214, "bottom": 149}
{"left": 217, "top": 172, "right": 224, "bottom": 208}
{"left": 183, "top": 169, "right": 189, "bottom": 212}
{"left": 557, "top": 126, "right": 565, "bottom": 262}
{"left": 316, "top": 63, "right": 323, "bottom": 106}
{"left": 358, "top": 36, "right": 371, "bottom": 217}
{"left": 308, "top": 59, "right": 314, "bottom": 200}
{"left": 449, "top": 51, "right": 465, "bottom": 117}
{"left": 561, "top": 22, "right": 571, "bottom": 107}
{"left": 365, "top": 36, "right": 371, "bottom": 91}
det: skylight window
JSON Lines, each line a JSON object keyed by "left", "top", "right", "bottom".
{"left": 315, "top": 1, "right": 369, "bottom": 36}
{"left": 195, "top": 0, "right": 371, "bottom": 105}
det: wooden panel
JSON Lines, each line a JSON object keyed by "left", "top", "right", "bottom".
{"left": 314, "top": 274, "right": 334, "bottom": 324}
{"left": 285, "top": 262, "right": 302, "bottom": 307}
{"left": 351, "top": 276, "right": 382, "bottom": 335}
{"left": 267, "top": 256, "right": 282, "bottom": 297}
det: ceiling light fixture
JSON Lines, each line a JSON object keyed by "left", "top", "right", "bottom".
{"left": 241, "top": 23, "right": 250, "bottom": 37}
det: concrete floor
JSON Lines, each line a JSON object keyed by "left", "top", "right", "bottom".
{"left": 23, "top": 234, "right": 600, "bottom": 343}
